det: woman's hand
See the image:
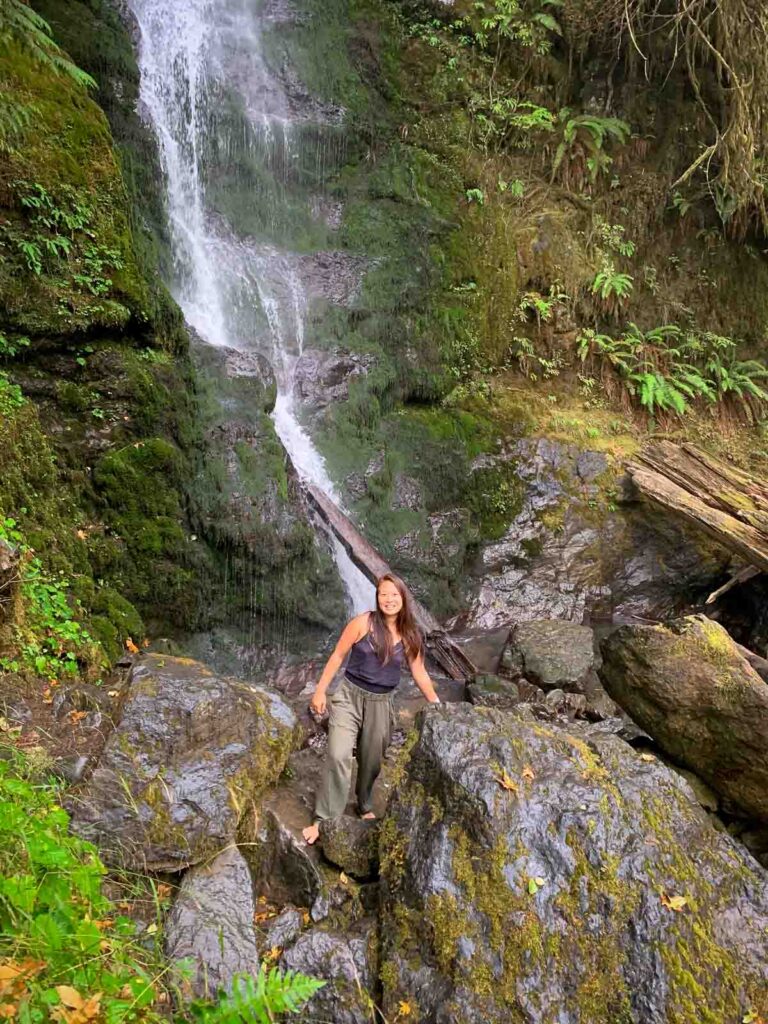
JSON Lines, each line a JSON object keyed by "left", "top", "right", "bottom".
{"left": 310, "top": 688, "right": 327, "bottom": 716}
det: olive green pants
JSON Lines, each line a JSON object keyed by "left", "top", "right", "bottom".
{"left": 314, "top": 678, "right": 395, "bottom": 822}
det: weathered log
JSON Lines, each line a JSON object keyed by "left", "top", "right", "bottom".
{"left": 627, "top": 442, "right": 768, "bottom": 573}
{"left": 304, "top": 483, "right": 476, "bottom": 682}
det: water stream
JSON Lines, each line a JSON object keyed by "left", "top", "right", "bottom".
{"left": 126, "top": 0, "right": 375, "bottom": 617}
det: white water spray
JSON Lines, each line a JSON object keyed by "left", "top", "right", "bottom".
{"left": 127, "top": 0, "right": 375, "bottom": 614}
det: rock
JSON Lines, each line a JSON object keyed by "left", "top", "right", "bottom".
{"left": 294, "top": 348, "right": 375, "bottom": 413}
{"left": 506, "top": 619, "right": 597, "bottom": 692}
{"left": 379, "top": 704, "right": 768, "bottom": 1023}
{"left": 463, "top": 438, "right": 730, "bottom": 629}
{"left": 52, "top": 755, "right": 90, "bottom": 785}
{"left": 466, "top": 675, "right": 520, "bottom": 709}
{"left": 165, "top": 846, "right": 258, "bottom": 999}
{"left": 320, "top": 816, "right": 379, "bottom": 879}
{"left": 67, "top": 654, "right": 299, "bottom": 871}
{"left": 261, "top": 907, "right": 304, "bottom": 952}
{"left": 279, "top": 920, "right": 378, "bottom": 1024}
{"left": 600, "top": 615, "right": 768, "bottom": 823}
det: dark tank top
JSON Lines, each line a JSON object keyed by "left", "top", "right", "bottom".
{"left": 345, "top": 617, "right": 405, "bottom": 694}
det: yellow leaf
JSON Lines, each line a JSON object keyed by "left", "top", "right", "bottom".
{"left": 75, "top": 530, "right": 88, "bottom": 541}
{"left": 522, "top": 765, "right": 535, "bottom": 781}
{"left": 640, "top": 753, "right": 655, "bottom": 762}
{"left": 398, "top": 1001, "right": 413, "bottom": 1017}
{"left": 125, "top": 638, "right": 139, "bottom": 655}
{"left": 107, "top": 691, "right": 120, "bottom": 699}
{"left": 339, "top": 872, "right": 349, "bottom": 885}
{"left": 660, "top": 892, "right": 688, "bottom": 912}
{"left": 55, "top": 987, "right": 83, "bottom": 1010}
{"left": 146, "top": 923, "right": 158, "bottom": 935}
{"left": 494, "top": 769, "right": 519, "bottom": 794}
{"left": 0, "top": 1004, "right": 17, "bottom": 1018}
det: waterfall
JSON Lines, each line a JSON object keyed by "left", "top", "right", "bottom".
{"left": 127, "top": 0, "right": 375, "bottom": 616}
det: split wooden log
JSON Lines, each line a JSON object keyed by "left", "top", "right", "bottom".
{"left": 626, "top": 441, "right": 768, "bottom": 573}
{"left": 304, "top": 483, "right": 477, "bottom": 682}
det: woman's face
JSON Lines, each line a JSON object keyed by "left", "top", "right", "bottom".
{"left": 378, "top": 580, "right": 403, "bottom": 617}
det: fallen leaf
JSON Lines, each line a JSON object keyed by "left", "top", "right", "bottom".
{"left": 262, "top": 946, "right": 281, "bottom": 965}
{"left": 156, "top": 883, "right": 172, "bottom": 900}
{"left": 145, "top": 923, "right": 158, "bottom": 935}
{"left": 640, "top": 753, "right": 655, "bottom": 763}
{"left": 75, "top": 530, "right": 87, "bottom": 541}
{"left": 125, "top": 638, "right": 139, "bottom": 655}
{"left": 68, "top": 711, "right": 87, "bottom": 724}
{"left": 339, "top": 872, "right": 349, "bottom": 885}
{"left": 55, "top": 987, "right": 83, "bottom": 1010}
{"left": 0, "top": 1005, "right": 17, "bottom": 1019}
{"left": 493, "top": 769, "right": 519, "bottom": 794}
{"left": 660, "top": 892, "right": 688, "bottom": 912}
{"left": 107, "top": 690, "right": 120, "bottom": 699}
{"left": 92, "top": 920, "right": 113, "bottom": 930}
{"left": 522, "top": 765, "right": 536, "bottom": 781}
{"left": 397, "top": 1001, "right": 413, "bottom": 1017}
{"left": 527, "top": 877, "right": 541, "bottom": 895}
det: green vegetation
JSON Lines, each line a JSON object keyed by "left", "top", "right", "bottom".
{"left": 0, "top": 747, "right": 323, "bottom": 1024}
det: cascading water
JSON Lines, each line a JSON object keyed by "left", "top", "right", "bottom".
{"left": 127, "top": 0, "right": 375, "bottom": 616}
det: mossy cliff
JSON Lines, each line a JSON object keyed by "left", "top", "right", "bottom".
{"left": 0, "top": 3, "right": 341, "bottom": 680}
{"left": 227, "top": 0, "right": 768, "bottom": 618}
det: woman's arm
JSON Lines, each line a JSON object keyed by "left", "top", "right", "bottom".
{"left": 309, "top": 613, "right": 369, "bottom": 715}
{"left": 408, "top": 649, "right": 441, "bottom": 704}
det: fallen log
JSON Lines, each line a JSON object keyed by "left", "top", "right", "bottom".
{"left": 304, "top": 483, "right": 477, "bottom": 682}
{"left": 626, "top": 441, "right": 768, "bottom": 573}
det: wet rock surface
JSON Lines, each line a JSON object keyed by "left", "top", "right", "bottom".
{"left": 464, "top": 438, "right": 730, "bottom": 628}
{"left": 165, "top": 846, "right": 259, "bottom": 998}
{"left": 379, "top": 703, "right": 768, "bottom": 1023}
{"left": 320, "top": 815, "right": 379, "bottom": 879}
{"left": 600, "top": 614, "right": 768, "bottom": 823}
{"left": 294, "top": 347, "right": 375, "bottom": 415}
{"left": 67, "top": 654, "right": 299, "bottom": 871}
{"left": 279, "top": 919, "right": 378, "bottom": 1024}
{"left": 505, "top": 618, "right": 597, "bottom": 691}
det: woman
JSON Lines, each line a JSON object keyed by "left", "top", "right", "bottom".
{"left": 302, "top": 573, "right": 441, "bottom": 845}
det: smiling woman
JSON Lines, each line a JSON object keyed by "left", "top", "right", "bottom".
{"left": 302, "top": 573, "right": 441, "bottom": 846}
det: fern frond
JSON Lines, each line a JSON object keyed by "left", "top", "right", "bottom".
{"left": 0, "top": 0, "right": 96, "bottom": 89}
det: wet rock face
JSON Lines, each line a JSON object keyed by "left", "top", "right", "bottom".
{"left": 294, "top": 348, "right": 375, "bottom": 416}
{"left": 464, "top": 438, "right": 730, "bottom": 629}
{"left": 379, "top": 704, "right": 768, "bottom": 1023}
{"left": 505, "top": 619, "right": 597, "bottom": 692}
{"left": 279, "top": 920, "right": 378, "bottom": 1024}
{"left": 165, "top": 846, "right": 258, "bottom": 999}
{"left": 67, "top": 654, "right": 299, "bottom": 871}
{"left": 600, "top": 615, "right": 768, "bottom": 823}
{"left": 320, "top": 816, "right": 379, "bottom": 879}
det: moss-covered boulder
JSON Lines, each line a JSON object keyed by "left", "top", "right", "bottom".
{"left": 379, "top": 704, "right": 768, "bottom": 1023}
{"left": 320, "top": 815, "right": 379, "bottom": 879}
{"left": 68, "top": 654, "right": 300, "bottom": 871}
{"left": 600, "top": 615, "right": 768, "bottom": 823}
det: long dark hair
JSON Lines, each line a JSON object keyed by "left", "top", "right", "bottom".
{"left": 369, "top": 573, "right": 423, "bottom": 665}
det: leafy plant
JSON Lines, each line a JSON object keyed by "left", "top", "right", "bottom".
{"left": 0, "top": 516, "right": 97, "bottom": 679}
{"left": 189, "top": 970, "right": 325, "bottom": 1024}
{"left": 551, "top": 109, "right": 630, "bottom": 190}
{"left": 0, "top": 372, "right": 24, "bottom": 415}
{"left": 0, "top": 1, "right": 96, "bottom": 89}
{"left": 0, "top": 748, "right": 323, "bottom": 1024}
{"left": 591, "top": 266, "right": 634, "bottom": 316}
{"left": 0, "top": 332, "right": 30, "bottom": 359}
{"left": 465, "top": 188, "right": 485, "bottom": 205}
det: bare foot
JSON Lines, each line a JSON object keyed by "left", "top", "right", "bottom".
{"left": 302, "top": 823, "right": 320, "bottom": 845}
{"left": 360, "top": 811, "right": 376, "bottom": 820}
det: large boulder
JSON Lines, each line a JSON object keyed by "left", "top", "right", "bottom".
{"left": 279, "top": 920, "right": 378, "bottom": 1024}
{"left": 600, "top": 615, "right": 768, "bottom": 823}
{"left": 379, "top": 704, "right": 768, "bottom": 1023}
{"left": 165, "top": 846, "right": 259, "bottom": 999}
{"left": 68, "top": 654, "right": 299, "bottom": 870}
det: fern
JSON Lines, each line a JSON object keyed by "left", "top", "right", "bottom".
{"left": 0, "top": 0, "right": 96, "bottom": 89}
{"left": 190, "top": 967, "right": 325, "bottom": 1024}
